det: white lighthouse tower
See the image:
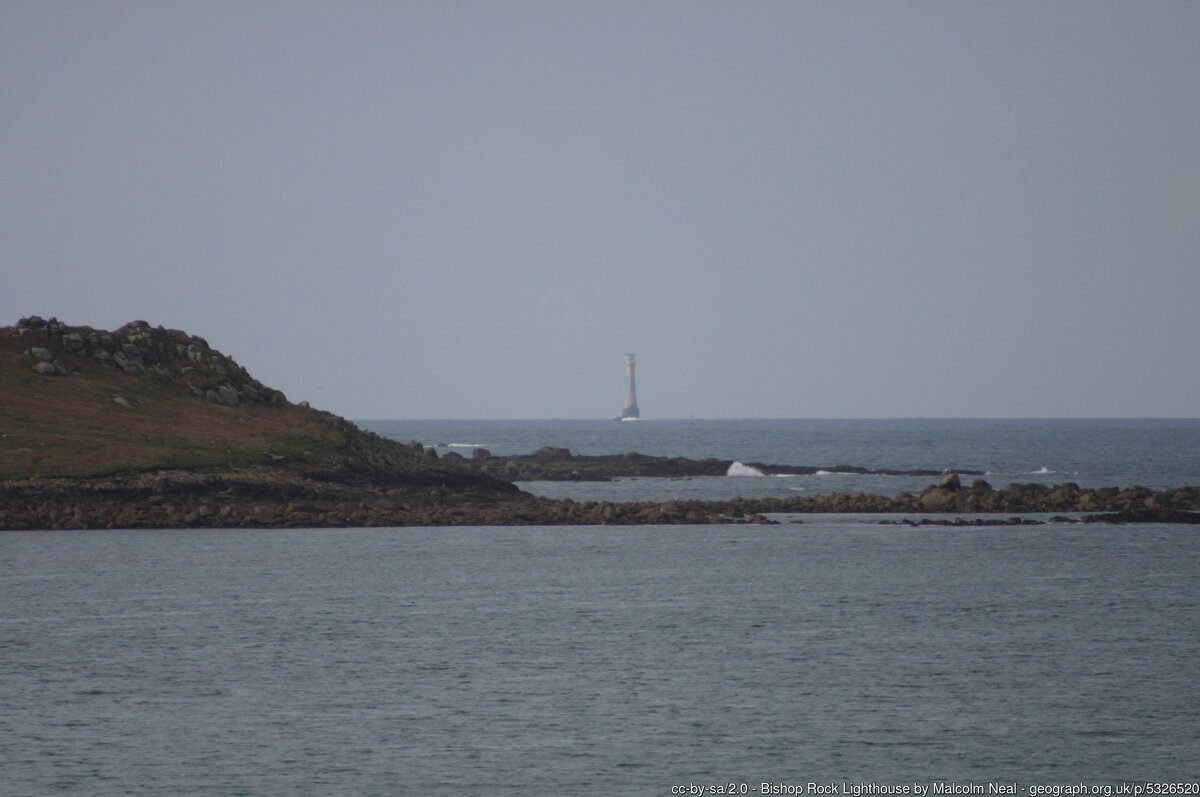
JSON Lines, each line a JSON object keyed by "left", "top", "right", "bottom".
{"left": 620, "top": 353, "right": 639, "bottom": 420}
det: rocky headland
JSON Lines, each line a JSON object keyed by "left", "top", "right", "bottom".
{"left": 2, "top": 316, "right": 1197, "bottom": 529}
{"left": 0, "top": 316, "right": 522, "bottom": 529}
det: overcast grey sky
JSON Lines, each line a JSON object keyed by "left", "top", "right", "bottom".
{"left": 3, "top": 2, "right": 1198, "bottom": 419}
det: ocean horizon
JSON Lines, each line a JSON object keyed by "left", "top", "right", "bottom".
{"left": 357, "top": 418, "right": 1200, "bottom": 499}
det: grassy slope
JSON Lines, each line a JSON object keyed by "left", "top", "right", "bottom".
{"left": 0, "top": 322, "right": 505, "bottom": 490}
{"left": 2, "top": 335, "right": 331, "bottom": 477}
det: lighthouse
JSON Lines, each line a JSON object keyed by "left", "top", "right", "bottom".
{"left": 620, "top": 353, "right": 639, "bottom": 420}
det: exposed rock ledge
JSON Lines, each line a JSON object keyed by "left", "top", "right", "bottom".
{"left": 443, "top": 445, "right": 984, "bottom": 482}
{"left": 2, "top": 473, "right": 1197, "bottom": 530}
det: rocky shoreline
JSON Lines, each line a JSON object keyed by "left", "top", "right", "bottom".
{"left": 4, "top": 316, "right": 1198, "bottom": 530}
{"left": 2, "top": 469, "right": 1198, "bottom": 529}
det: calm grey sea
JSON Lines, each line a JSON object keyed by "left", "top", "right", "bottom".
{"left": 3, "top": 522, "right": 1198, "bottom": 794}
{"left": 361, "top": 418, "right": 1200, "bottom": 502}
{"left": 2, "top": 420, "right": 1198, "bottom": 794}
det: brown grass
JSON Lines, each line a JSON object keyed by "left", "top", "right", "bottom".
{"left": 0, "top": 332, "right": 340, "bottom": 478}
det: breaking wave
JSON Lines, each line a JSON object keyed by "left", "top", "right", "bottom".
{"left": 726, "top": 461, "right": 765, "bottom": 477}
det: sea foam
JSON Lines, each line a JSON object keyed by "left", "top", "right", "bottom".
{"left": 727, "top": 461, "right": 765, "bottom": 477}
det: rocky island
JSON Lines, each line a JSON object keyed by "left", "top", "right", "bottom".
{"left": 3, "top": 317, "right": 1198, "bottom": 529}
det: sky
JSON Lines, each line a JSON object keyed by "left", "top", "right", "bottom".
{"left": 3, "top": 1, "right": 1198, "bottom": 419}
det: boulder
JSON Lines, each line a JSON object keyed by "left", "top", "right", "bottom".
{"left": 28, "top": 347, "right": 52, "bottom": 361}
{"left": 217, "top": 384, "right": 239, "bottom": 406}
{"left": 919, "top": 488, "right": 956, "bottom": 510}
{"left": 33, "top": 361, "right": 67, "bottom": 376}
{"left": 536, "top": 446, "right": 571, "bottom": 458}
{"left": 112, "top": 350, "right": 145, "bottom": 373}
{"left": 249, "top": 503, "right": 280, "bottom": 525}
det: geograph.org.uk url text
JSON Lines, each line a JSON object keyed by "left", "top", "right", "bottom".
{"left": 668, "top": 783, "right": 1199, "bottom": 797}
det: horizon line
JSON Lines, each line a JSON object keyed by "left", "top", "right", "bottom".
{"left": 353, "top": 416, "right": 1200, "bottom": 422}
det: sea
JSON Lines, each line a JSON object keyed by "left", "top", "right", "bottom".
{"left": 363, "top": 417, "right": 1200, "bottom": 502}
{"left": 2, "top": 419, "right": 1198, "bottom": 795}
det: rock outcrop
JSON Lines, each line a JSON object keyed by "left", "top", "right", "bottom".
{"left": 15, "top": 316, "right": 286, "bottom": 408}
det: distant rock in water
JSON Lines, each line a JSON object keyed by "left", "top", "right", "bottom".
{"left": 462, "top": 447, "right": 984, "bottom": 482}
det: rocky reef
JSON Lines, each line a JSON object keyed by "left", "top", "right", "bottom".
{"left": 721, "top": 473, "right": 1200, "bottom": 521}
{"left": 445, "top": 445, "right": 983, "bottom": 481}
{"left": 0, "top": 468, "right": 526, "bottom": 529}
{"left": 2, "top": 466, "right": 1197, "bottom": 530}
